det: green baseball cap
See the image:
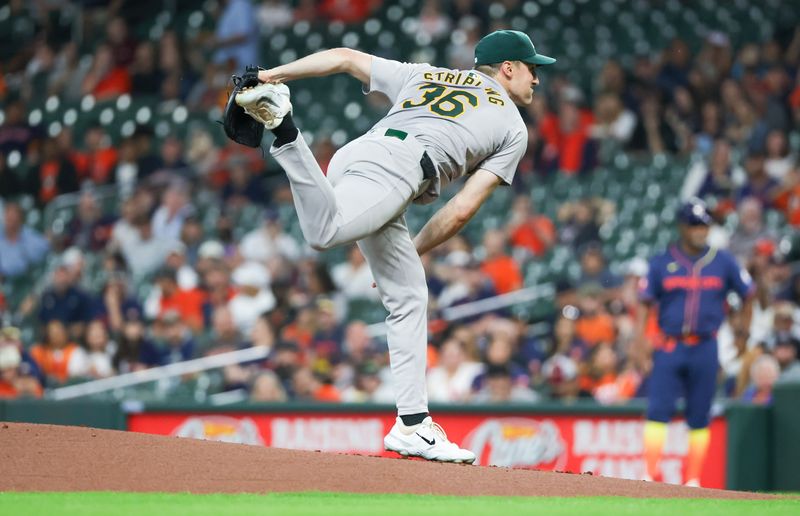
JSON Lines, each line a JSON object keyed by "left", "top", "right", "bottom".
{"left": 474, "top": 30, "right": 556, "bottom": 67}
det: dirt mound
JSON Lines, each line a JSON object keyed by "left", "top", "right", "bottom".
{"left": 0, "top": 422, "right": 774, "bottom": 499}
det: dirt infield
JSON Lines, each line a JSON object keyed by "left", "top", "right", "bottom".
{"left": 0, "top": 422, "right": 776, "bottom": 499}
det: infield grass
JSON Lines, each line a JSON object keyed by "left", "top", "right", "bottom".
{"left": 1, "top": 492, "right": 797, "bottom": 516}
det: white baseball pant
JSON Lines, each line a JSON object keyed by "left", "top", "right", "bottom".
{"left": 270, "top": 128, "right": 430, "bottom": 415}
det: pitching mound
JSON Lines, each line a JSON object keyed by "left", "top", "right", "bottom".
{"left": 0, "top": 422, "right": 774, "bottom": 499}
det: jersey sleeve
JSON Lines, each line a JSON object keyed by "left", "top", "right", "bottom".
{"left": 723, "top": 251, "right": 755, "bottom": 299}
{"left": 639, "top": 257, "right": 662, "bottom": 303}
{"left": 364, "top": 56, "right": 428, "bottom": 104}
{"left": 475, "top": 125, "right": 527, "bottom": 185}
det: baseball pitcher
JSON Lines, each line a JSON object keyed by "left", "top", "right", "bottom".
{"left": 225, "top": 30, "right": 555, "bottom": 463}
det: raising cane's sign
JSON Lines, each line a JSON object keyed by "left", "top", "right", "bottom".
{"left": 128, "top": 411, "right": 727, "bottom": 488}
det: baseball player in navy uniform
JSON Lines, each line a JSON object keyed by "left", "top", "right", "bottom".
{"left": 636, "top": 198, "right": 754, "bottom": 486}
{"left": 233, "top": 31, "right": 556, "bottom": 463}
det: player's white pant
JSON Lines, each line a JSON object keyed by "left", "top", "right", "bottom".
{"left": 270, "top": 129, "right": 430, "bottom": 415}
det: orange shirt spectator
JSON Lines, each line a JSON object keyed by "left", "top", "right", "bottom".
{"left": 575, "top": 312, "right": 616, "bottom": 346}
{"left": 480, "top": 229, "right": 523, "bottom": 294}
{"left": 773, "top": 176, "right": 800, "bottom": 227}
{"left": 510, "top": 216, "right": 556, "bottom": 256}
{"left": 93, "top": 67, "right": 131, "bottom": 100}
{"left": 481, "top": 256, "right": 523, "bottom": 294}
{"left": 29, "top": 321, "right": 87, "bottom": 384}
{"left": 539, "top": 103, "right": 594, "bottom": 174}
{"left": 314, "top": 383, "right": 342, "bottom": 402}
{"left": 0, "top": 346, "right": 43, "bottom": 398}
{"left": 160, "top": 287, "right": 207, "bottom": 332}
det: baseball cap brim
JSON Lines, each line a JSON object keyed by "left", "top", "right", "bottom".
{"left": 523, "top": 54, "right": 556, "bottom": 66}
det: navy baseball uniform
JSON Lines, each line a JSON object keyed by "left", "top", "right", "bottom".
{"left": 641, "top": 244, "right": 754, "bottom": 427}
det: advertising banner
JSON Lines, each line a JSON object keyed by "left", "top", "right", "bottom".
{"left": 128, "top": 411, "right": 726, "bottom": 488}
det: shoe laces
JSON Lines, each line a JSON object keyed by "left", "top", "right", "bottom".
{"left": 424, "top": 420, "right": 450, "bottom": 443}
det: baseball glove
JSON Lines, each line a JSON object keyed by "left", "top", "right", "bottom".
{"left": 221, "top": 66, "right": 265, "bottom": 148}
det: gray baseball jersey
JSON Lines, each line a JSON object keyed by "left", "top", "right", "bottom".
{"left": 364, "top": 56, "right": 528, "bottom": 203}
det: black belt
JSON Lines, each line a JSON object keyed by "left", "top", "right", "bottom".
{"left": 383, "top": 128, "right": 436, "bottom": 181}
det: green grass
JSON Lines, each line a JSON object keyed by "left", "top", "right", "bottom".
{"left": 0, "top": 492, "right": 797, "bottom": 516}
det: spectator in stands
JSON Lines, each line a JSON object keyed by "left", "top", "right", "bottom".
{"left": 427, "top": 337, "right": 482, "bottom": 402}
{"left": 250, "top": 370, "right": 288, "bottom": 402}
{"left": 0, "top": 345, "right": 42, "bottom": 398}
{"left": 418, "top": 0, "right": 451, "bottom": 42}
{"left": 229, "top": 261, "right": 276, "bottom": 336}
{"left": 95, "top": 272, "right": 143, "bottom": 334}
{"left": 764, "top": 129, "right": 795, "bottom": 182}
{"left": 557, "top": 199, "right": 600, "bottom": 250}
{"left": 151, "top": 310, "right": 195, "bottom": 366}
{"left": 29, "top": 320, "right": 87, "bottom": 385}
{"left": 152, "top": 137, "right": 191, "bottom": 179}
{"left": 331, "top": 245, "right": 379, "bottom": 301}
{"left": 130, "top": 42, "right": 163, "bottom": 96}
{"left": 579, "top": 344, "right": 640, "bottom": 404}
{"left": 113, "top": 315, "right": 159, "bottom": 374}
{"left": 38, "top": 263, "right": 93, "bottom": 340}
{"left": 76, "top": 123, "right": 118, "bottom": 185}
{"left": 736, "top": 151, "right": 779, "bottom": 207}
{"left": 740, "top": 354, "right": 780, "bottom": 405}
{"left": 773, "top": 168, "right": 800, "bottom": 227}
{"left": 729, "top": 198, "right": 773, "bottom": 265}
{"left": 30, "top": 136, "right": 80, "bottom": 206}
{"left": 339, "top": 321, "right": 379, "bottom": 370}
{"left": 472, "top": 333, "right": 527, "bottom": 392}
{"left": 680, "top": 139, "right": 737, "bottom": 202}
{"left": 479, "top": 229, "right": 522, "bottom": 295}
{"left": 1, "top": 326, "right": 43, "bottom": 386}
{"left": 81, "top": 44, "right": 131, "bottom": 101}
{"left": 208, "top": 306, "right": 246, "bottom": 352}
{"left": 291, "top": 366, "right": 340, "bottom": 402}
{"left": 120, "top": 212, "right": 179, "bottom": 279}
{"left": 65, "top": 188, "right": 116, "bottom": 252}
{"left": 0, "top": 151, "right": 25, "bottom": 199}
{"left": 590, "top": 92, "right": 637, "bottom": 146}
{"left": 693, "top": 101, "right": 723, "bottom": 156}
{"left": 539, "top": 88, "right": 596, "bottom": 174}
{"left": 340, "top": 361, "right": 388, "bottom": 403}
{"left": 164, "top": 242, "right": 199, "bottom": 290}
{"left": 507, "top": 195, "right": 556, "bottom": 259}
{"left": 549, "top": 312, "right": 589, "bottom": 364}
{"left": 222, "top": 155, "right": 263, "bottom": 207}
{"left": 574, "top": 243, "right": 622, "bottom": 293}
{"left": 0, "top": 99, "right": 39, "bottom": 157}
{"left": 209, "top": 0, "right": 260, "bottom": 71}
{"left": 239, "top": 209, "right": 300, "bottom": 263}
{"left": 628, "top": 93, "right": 679, "bottom": 154}
{"left": 437, "top": 251, "right": 497, "bottom": 314}
{"left": 574, "top": 284, "right": 617, "bottom": 347}
{"left": 152, "top": 182, "right": 193, "bottom": 241}
{"left": 472, "top": 363, "right": 538, "bottom": 403}
{"left": 110, "top": 195, "right": 142, "bottom": 251}
{"left": 309, "top": 298, "right": 343, "bottom": 366}
{"left": 78, "top": 319, "right": 115, "bottom": 379}
{"left": 106, "top": 17, "right": 137, "bottom": 68}
{"left": 256, "top": 0, "right": 295, "bottom": 32}
{"left": 179, "top": 217, "right": 204, "bottom": 267}
{"left": 149, "top": 267, "right": 205, "bottom": 333}
{"left": 0, "top": 202, "right": 49, "bottom": 278}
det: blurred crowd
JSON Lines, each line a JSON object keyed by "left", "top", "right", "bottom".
{"left": 0, "top": 1, "right": 799, "bottom": 406}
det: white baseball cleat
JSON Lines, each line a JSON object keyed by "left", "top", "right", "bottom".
{"left": 684, "top": 479, "right": 701, "bottom": 488}
{"left": 235, "top": 82, "right": 292, "bottom": 130}
{"left": 384, "top": 416, "right": 476, "bottom": 464}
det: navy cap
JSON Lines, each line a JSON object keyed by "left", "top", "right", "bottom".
{"left": 677, "top": 198, "right": 712, "bottom": 226}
